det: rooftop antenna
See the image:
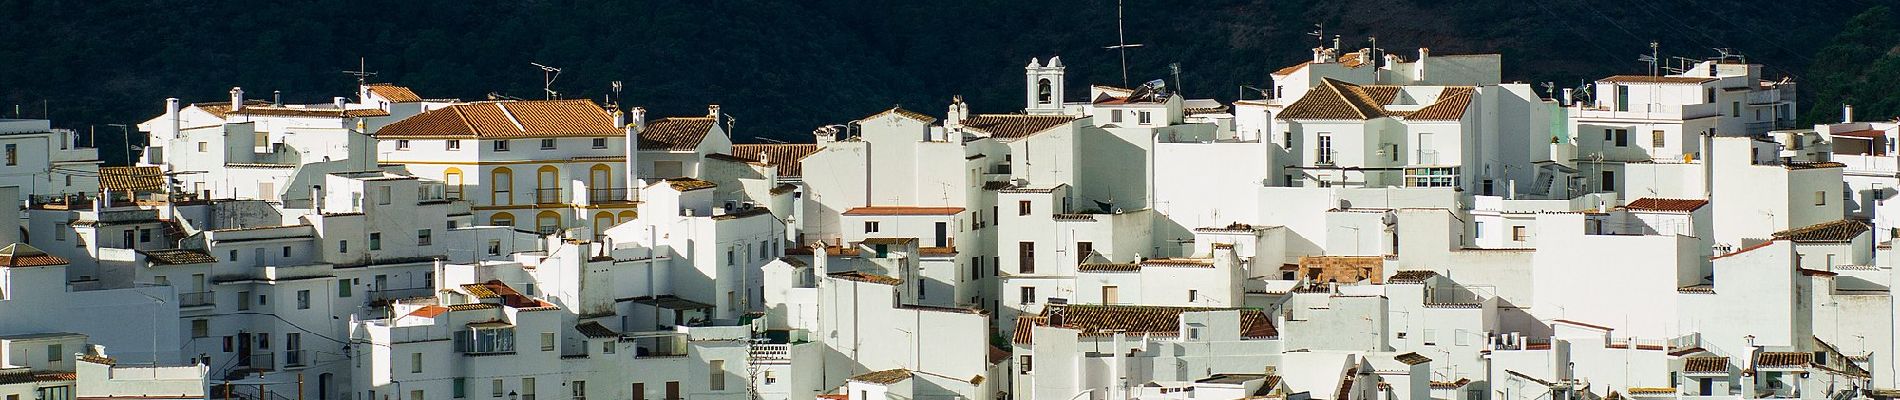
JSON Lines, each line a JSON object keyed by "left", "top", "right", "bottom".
{"left": 1540, "top": 82, "right": 1556, "bottom": 100}
{"left": 1308, "top": 24, "right": 1325, "bottom": 48}
{"left": 531, "top": 62, "right": 563, "bottom": 100}
{"left": 610, "top": 81, "right": 624, "bottom": 108}
{"left": 342, "top": 57, "right": 377, "bottom": 87}
{"left": 1168, "top": 62, "right": 1182, "bottom": 96}
{"left": 1103, "top": 0, "right": 1144, "bottom": 87}
{"left": 1638, "top": 41, "right": 1660, "bottom": 76}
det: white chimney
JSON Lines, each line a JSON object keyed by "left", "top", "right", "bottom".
{"left": 624, "top": 107, "right": 645, "bottom": 201}
{"left": 707, "top": 104, "right": 721, "bottom": 119}
{"left": 946, "top": 95, "right": 966, "bottom": 131}
{"left": 312, "top": 185, "right": 324, "bottom": 214}
{"left": 1415, "top": 48, "right": 1430, "bottom": 80}
{"left": 810, "top": 241, "right": 829, "bottom": 287}
{"left": 1843, "top": 104, "right": 1855, "bottom": 123}
{"left": 1561, "top": 88, "right": 1574, "bottom": 107}
{"left": 333, "top": 97, "right": 347, "bottom": 109}
{"left": 166, "top": 97, "right": 181, "bottom": 135}
{"left": 273, "top": 90, "right": 282, "bottom": 106}
{"left": 229, "top": 87, "right": 245, "bottom": 111}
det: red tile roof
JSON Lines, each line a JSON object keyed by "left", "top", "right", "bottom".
{"left": 407, "top": 305, "right": 449, "bottom": 319}
{"left": 1773, "top": 219, "right": 1869, "bottom": 243}
{"left": 1625, "top": 198, "right": 1711, "bottom": 212}
{"left": 1273, "top": 61, "right": 1312, "bottom": 76}
{"left": 1279, "top": 79, "right": 1386, "bottom": 120}
{"left": 960, "top": 114, "right": 1079, "bottom": 140}
{"left": 830, "top": 271, "right": 901, "bottom": 285}
{"left": 733, "top": 144, "right": 820, "bottom": 177}
{"left": 640, "top": 117, "right": 717, "bottom": 151}
{"left": 1755, "top": 352, "right": 1813, "bottom": 368}
{"left": 365, "top": 84, "right": 422, "bottom": 103}
{"left": 1014, "top": 304, "right": 1277, "bottom": 345}
{"left": 99, "top": 166, "right": 165, "bottom": 192}
{"left": 843, "top": 206, "right": 964, "bottom": 216}
{"left": 0, "top": 244, "right": 66, "bottom": 268}
{"left": 1834, "top": 129, "right": 1886, "bottom": 139}
{"left": 376, "top": 100, "right": 618, "bottom": 139}
{"left": 856, "top": 107, "right": 937, "bottom": 124}
{"left": 1405, "top": 87, "right": 1475, "bottom": 121}
{"left": 1684, "top": 356, "right": 1729, "bottom": 373}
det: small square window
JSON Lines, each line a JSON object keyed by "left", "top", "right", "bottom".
{"left": 592, "top": 138, "right": 608, "bottom": 149}
{"left": 396, "top": 140, "right": 411, "bottom": 150}
{"left": 493, "top": 140, "right": 510, "bottom": 152}
{"left": 540, "top": 138, "right": 556, "bottom": 150}
{"left": 447, "top": 140, "right": 462, "bottom": 150}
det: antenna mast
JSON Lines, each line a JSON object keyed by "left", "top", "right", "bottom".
{"left": 1103, "top": 0, "right": 1144, "bottom": 88}
{"left": 342, "top": 57, "right": 378, "bottom": 87}
{"left": 531, "top": 62, "right": 563, "bottom": 100}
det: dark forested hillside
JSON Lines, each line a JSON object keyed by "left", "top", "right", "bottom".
{"left": 0, "top": 0, "right": 1887, "bottom": 165}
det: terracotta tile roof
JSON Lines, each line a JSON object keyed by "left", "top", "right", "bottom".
{"left": 1019, "top": 304, "right": 1277, "bottom": 343}
{"left": 100, "top": 166, "right": 165, "bottom": 192}
{"left": 1834, "top": 129, "right": 1885, "bottom": 139}
{"left": 375, "top": 99, "right": 618, "bottom": 139}
{"left": 1013, "top": 316, "right": 1047, "bottom": 344}
{"left": 830, "top": 270, "right": 901, "bottom": 285}
{"left": 1387, "top": 270, "right": 1438, "bottom": 284}
{"left": 960, "top": 114, "right": 1079, "bottom": 140}
{"left": 405, "top": 305, "right": 449, "bottom": 319}
{"left": 856, "top": 107, "right": 937, "bottom": 124}
{"left": 843, "top": 206, "right": 964, "bottom": 216}
{"left": 817, "top": 395, "right": 848, "bottom": 400}
{"left": 1278, "top": 78, "right": 1387, "bottom": 120}
{"left": 663, "top": 177, "right": 717, "bottom": 192}
{"left": 0, "top": 370, "right": 75, "bottom": 385}
{"left": 1628, "top": 387, "right": 1676, "bottom": 395}
{"left": 859, "top": 237, "right": 917, "bottom": 245}
{"left": 1678, "top": 284, "right": 1715, "bottom": 294}
{"left": 848, "top": 368, "right": 913, "bottom": 385}
{"left": 1626, "top": 198, "right": 1710, "bottom": 212}
{"left": 919, "top": 246, "right": 958, "bottom": 256}
{"left": 988, "top": 345, "right": 1011, "bottom": 365}
{"left": 1143, "top": 258, "right": 1215, "bottom": 267}
{"left": 223, "top": 105, "right": 390, "bottom": 118}
{"left": 1395, "top": 352, "right": 1432, "bottom": 365}
{"left": 733, "top": 144, "right": 820, "bottom": 177}
{"left": 1338, "top": 52, "right": 1367, "bottom": 68}
{"left": 1079, "top": 263, "right": 1139, "bottom": 272}
{"left": 575, "top": 321, "right": 618, "bottom": 338}
{"left": 1685, "top": 356, "right": 1729, "bottom": 373}
{"left": 461, "top": 280, "right": 522, "bottom": 299}
{"left": 445, "top": 303, "right": 500, "bottom": 311}
{"left": 1431, "top": 378, "right": 1471, "bottom": 389}
{"left": 1755, "top": 352, "right": 1812, "bottom": 368}
{"left": 1406, "top": 87, "right": 1475, "bottom": 121}
{"left": 190, "top": 101, "right": 272, "bottom": 118}
{"left": 139, "top": 249, "right": 216, "bottom": 265}
{"left": 1599, "top": 75, "right": 1718, "bottom": 84}
{"left": 640, "top": 117, "right": 717, "bottom": 151}
{"left": 365, "top": 84, "right": 422, "bottom": 102}
{"left": 77, "top": 354, "right": 116, "bottom": 365}
{"left": 1273, "top": 61, "right": 1311, "bottom": 76}
{"left": 0, "top": 244, "right": 66, "bottom": 267}
{"left": 1784, "top": 161, "right": 1846, "bottom": 170}
{"left": 1773, "top": 219, "right": 1870, "bottom": 243}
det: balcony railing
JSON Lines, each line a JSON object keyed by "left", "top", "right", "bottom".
{"left": 588, "top": 188, "right": 630, "bottom": 203}
{"left": 238, "top": 352, "right": 274, "bottom": 370}
{"left": 282, "top": 350, "right": 308, "bottom": 367}
{"left": 178, "top": 291, "right": 215, "bottom": 307}
{"left": 534, "top": 188, "right": 563, "bottom": 204}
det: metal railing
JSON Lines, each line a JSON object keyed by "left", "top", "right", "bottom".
{"left": 534, "top": 188, "right": 563, "bottom": 204}
{"left": 588, "top": 188, "right": 630, "bottom": 203}
{"left": 178, "top": 291, "right": 216, "bottom": 307}
{"left": 282, "top": 350, "right": 307, "bottom": 367}
{"left": 238, "top": 352, "right": 274, "bottom": 370}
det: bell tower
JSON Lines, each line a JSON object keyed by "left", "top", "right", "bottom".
{"left": 1025, "top": 56, "right": 1066, "bottom": 114}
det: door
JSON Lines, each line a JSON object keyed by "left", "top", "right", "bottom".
{"left": 589, "top": 165, "right": 612, "bottom": 201}
{"left": 236, "top": 332, "right": 253, "bottom": 366}
{"left": 1417, "top": 132, "right": 1436, "bottom": 164}
{"left": 665, "top": 381, "right": 680, "bottom": 400}
{"left": 1076, "top": 241, "right": 1094, "bottom": 261}
{"left": 933, "top": 222, "right": 948, "bottom": 247}
{"left": 1102, "top": 286, "right": 1119, "bottom": 304}
{"left": 536, "top": 167, "right": 559, "bottom": 204}
{"left": 319, "top": 373, "right": 333, "bottom": 400}
{"left": 1699, "top": 378, "right": 1713, "bottom": 396}
{"left": 122, "top": 230, "right": 134, "bottom": 247}
{"left": 632, "top": 383, "right": 644, "bottom": 400}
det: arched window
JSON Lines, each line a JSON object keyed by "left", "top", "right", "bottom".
{"left": 1037, "top": 78, "right": 1053, "bottom": 104}
{"left": 443, "top": 167, "right": 464, "bottom": 199}
{"left": 589, "top": 164, "right": 614, "bottom": 202}
{"left": 536, "top": 211, "right": 562, "bottom": 235}
{"left": 536, "top": 165, "right": 561, "bottom": 204}
{"left": 490, "top": 167, "right": 513, "bottom": 206}
{"left": 618, "top": 211, "right": 638, "bottom": 224}
{"left": 593, "top": 211, "right": 615, "bottom": 236}
{"left": 489, "top": 212, "right": 515, "bottom": 228}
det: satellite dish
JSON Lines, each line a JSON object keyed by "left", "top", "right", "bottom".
{"left": 1129, "top": 79, "right": 1169, "bottom": 102}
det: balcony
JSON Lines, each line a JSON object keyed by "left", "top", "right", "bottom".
{"left": 178, "top": 291, "right": 215, "bottom": 307}
{"left": 588, "top": 188, "right": 631, "bottom": 203}
{"left": 282, "top": 349, "right": 308, "bottom": 368}
{"left": 534, "top": 188, "right": 563, "bottom": 205}
{"left": 237, "top": 352, "right": 274, "bottom": 370}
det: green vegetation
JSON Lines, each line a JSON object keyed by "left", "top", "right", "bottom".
{"left": 0, "top": 1, "right": 1881, "bottom": 165}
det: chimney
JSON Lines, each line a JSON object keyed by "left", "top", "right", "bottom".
{"left": 333, "top": 97, "right": 347, "bottom": 109}
{"left": 229, "top": 87, "right": 245, "bottom": 111}
{"left": 810, "top": 241, "right": 829, "bottom": 287}
{"left": 1414, "top": 48, "right": 1430, "bottom": 80}
{"left": 1312, "top": 47, "right": 1327, "bottom": 63}
{"left": 707, "top": 104, "right": 721, "bottom": 119}
{"left": 273, "top": 90, "right": 282, "bottom": 106}
{"left": 1843, "top": 104, "right": 1855, "bottom": 123}
{"left": 166, "top": 98, "right": 181, "bottom": 134}
{"left": 814, "top": 125, "right": 838, "bottom": 144}
{"left": 946, "top": 95, "right": 966, "bottom": 131}
{"left": 1561, "top": 88, "right": 1574, "bottom": 107}
{"left": 624, "top": 107, "right": 645, "bottom": 201}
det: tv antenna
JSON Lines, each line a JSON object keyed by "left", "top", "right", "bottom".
{"left": 531, "top": 62, "right": 563, "bottom": 100}
{"left": 342, "top": 57, "right": 378, "bottom": 86}
{"left": 610, "top": 81, "right": 624, "bottom": 107}
{"left": 1308, "top": 24, "right": 1325, "bottom": 47}
{"left": 1637, "top": 41, "right": 1659, "bottom": 76}
{"left": 1168, "top": 62, "right": 1182, "bottom": 95}
{"left": 1103, "top": 0, "right": 1144, "bottom": 87}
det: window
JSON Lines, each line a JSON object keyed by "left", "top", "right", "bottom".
{"left": 411, "top": 352, "right": 423, "bottom": 373}
{"left": 1609, "top": 128, "right": 1629, "bottom": 147}
{"left": 338, "top": 280, "right": 352, "bottom": 297}
{"left": 863, "top": 221, "right": 880, "bottom": 233}
{"left": 1187, "top": 326, "right": 1202, "bottom": 340}
{"left": 1403, "top": 167, "right": 1459, "bottom": 188}
{"left": 1705, "top": 88, "right": 1716, "bottom": 103}
{"left": 369, "top": 232, "right": 382, "bottom": 250}
{"left": 447, "top": 140, "right": 462, "bottom": 150}
{"left": 541, "top": 332, "right": 555, "bottom": 351}
{"left": 602, "top": 341, "right": 614, "bottom": 354}
{"left": 493, "top": 140, "right": 510, "bottom": 152}
{"left": 222, "top": 337, "right": 232, "bottom": 352}
{"left": 1111, "top": 109, "right": 1123, "bottom": 123}
{"left": 1020, "top": 286, "right": 1037, "bottom": 305}
{"left": 1317, "top": 133, "right": 1334, "bottom": 164}
{"left": 492, "top": 379, "right": 504, "bottom": 397}
{"left": 1731, "top": 101, "right": 1740, "bottom": 117}
{"left": 338, "top": 240, "right": 348, "bottom": 253}
{"left": 3, "top": 144, "right": 14, "bottom": 166}
{"left": 592, "top": 138, "right": 608, "bottom": 149}
{"left": 1652, "top": 130, "right": 1666, "bottom": 148}
{"left": 1423, "top": 329, "right": 1438, "bottom": 346}
{"left": 1614, "top": 85, "right": 1629, "bottom": 111}
{"left": 709, "top": 360, "right": 726, "bottom": 390}
{"left": 1816, "top": 191, "right": 1827, "bottom": 206}
{"left": 453, "top": 327, "right": 515, "bottom": 354}
{"left": 1138, "top": 111, "right": 1152, "bottom": 124}
{"left": 1188, "top": 289, "right": 1199, "bottom": 303}
{"left": 1513, "top": 226, "right": 1528, "bottom": 242}
{"left": 418, "top": 229, "right": 433, "bottom": 246}
{"left": 238, "top": 290, "right": 252, "bottom": 310}
{"left": 47, "top": 344, "right": 61, "bottom": 362}
{"left": 1475, "top": 222, "right": 1485, "bottom": 238}
{"left": 633, "top": 383, "right": 645, "bottom": 400}
{"left": 282, "top": 246, "right": 291, "bottom": 257}
{"left": 229, "top": 249, "right": 237, "bottom": 261}
{"left": 396, "top": 140, "right": 411, "bottom": 150}
{"left": 140, "top": 229, "right": 151, "bottom": 242}
{"left": 1018, "top": 200, "right": 1032, "bottom": 216}
{"left": 540, "top": 138, "right": 556, "bottom": 150}
{"left": 377, "top": 185, "right": 392, "bottom": 205}
{"left": 572, "top": 381, "right": 585, "bottom": 400}
{"left": 197, "top": 142, "right": 208, "bottom": 152}
{"left": 1019, "top": 242, "right": 1035, "bottom": 274}
{"left": 523, "top": 377, "right": 536, "bottom": 400}
{"left": 488, "top": 239, "right": 503, "bottom": 256}
{"left": 1600, "top": 171, "right": 1616, "bottom": 192}
{"left": 296, "top": 290, "right": 310, "bottom": 310}
{"left": 1102, "top": 286, "right": 1119, "bottom": 304}
{"left": 453, "top": 378, "right": 467, "bottom": 398}
{"left": 1019, "top": 355, "right": 1033, "bottom": 374}
{"left": 764, "top": 371, "right": 777, "bottom": 384}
